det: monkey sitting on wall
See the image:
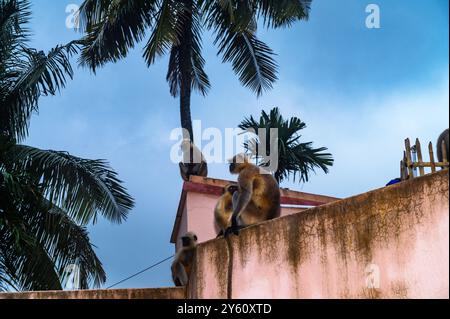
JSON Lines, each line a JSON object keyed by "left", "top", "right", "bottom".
{"left": 226, "top": 154, "right": 281, "bottom": 236}
{"left": 214, "top": 184, "right": 239, "bottom": 237}
{"left": 179, "top": 139, "right": 208, "bottom": 182}
{"left": 171, "top": 232, "right": 198, "bottom": 287}
{"left": 437, "top": 128, "right": 449, "bottom": 164}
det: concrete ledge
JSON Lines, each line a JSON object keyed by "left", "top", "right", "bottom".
{"left": 0, "top": 287, "right": 186, "bottom": 299}
{"left": 188, "top": 170, "right": 449, "bottom": 299}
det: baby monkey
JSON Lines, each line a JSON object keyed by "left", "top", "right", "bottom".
{"left": 214, "top": 184, "right": 239, "bottom": 237}
{"left": 171, "top": 232, "right": 198, "bottom": 287}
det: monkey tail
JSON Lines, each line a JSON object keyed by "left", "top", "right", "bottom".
{"left": 225, "top": 237, "right": 234, "bottom": 299}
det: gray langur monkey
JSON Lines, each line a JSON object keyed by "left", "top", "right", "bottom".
{"left": 226, "top": 154, "right": 281, "bottom": 236}
{"left": 171, "top": 232, "right": 198, "bottom": 287}
{"left": 179, "top": 139, "right": 208, "bottom": 182}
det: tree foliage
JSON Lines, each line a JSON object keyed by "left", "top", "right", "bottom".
{"left": 239, "top": 107, "right": 333, "bottom": 183}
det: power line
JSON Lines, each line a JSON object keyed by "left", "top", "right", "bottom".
{"left": 106, "top": 255, "right": 174, "bottom": 289}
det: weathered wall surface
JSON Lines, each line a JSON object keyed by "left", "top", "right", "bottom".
{"left": 188, "top": 170, "right": 449, "bottom": 299}
{"left": 182, "top": 194, "right": 308, "bottom": 249}
{"left": 171, "top": 176, "right": 338, "bottom": 251}
{"left": 0, "top": 287, "right": 186, "bottom": 299}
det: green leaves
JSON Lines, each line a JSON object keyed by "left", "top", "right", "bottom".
{"left": 239, "top": 107, "right": 333, "bottom": 183}
{"left": 78, "top": 0, "right": 157, "bottom": 72}
{"left": 78, "top": 0, "right": 312, "bottom": 99}
{"left": 0, "top": 174, "right": 107, "bottom": 290}
{"left": 256, "top": 0, "right": 312, "bottom": 28}
{"left": 0, "top": 0, "right": 79, "bottom": 142}
{"left": 77, "top": 0, "right": 312, "bottom": 143}
{"left": 7, "top": 145, "right": 135, "bottom": 225}
{"left": 165, "top": 0, "right": 211, "bottom": 97}
{"left": 31, "top": 204, "right": 106, "bottom": 289}
{"left": 0, "top": 136, "right": 125, "bottom": 290}
{"left": 217, "top": 29, "right": 278, "bottom": 96}
{"left": 143, "top": 0, "right": 182, "bottom": 67}
{"left": 1, "top": 0, "right": 135, "bottom": 291}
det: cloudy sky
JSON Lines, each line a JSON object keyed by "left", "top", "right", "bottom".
{"left": 26, "top": 0, "right": 449, "bottom": 288}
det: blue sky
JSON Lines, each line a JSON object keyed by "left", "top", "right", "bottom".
{"left": 26, "top": 0, "right": 449, "bottom": 288}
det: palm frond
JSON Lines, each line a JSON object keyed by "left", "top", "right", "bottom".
{"left": 0, "top": 40, "right": 80, "bottom": 141}
{"left": 0, "top": 233, "right": 62, "bottom": 291}
{"left": 204, "top": 0, "right": 277, "bottom": 96}
{"left": 5, "top": 144, "right": 135, "bottom": 225}
{"left": 78, "top": 0, "right": 156, "bottom": 71}
{"left": 1, "top": 160, "right": 106, "bottom": 290}
{"left": 256, "top": 0, "right": 312, "bottom": 28}
{"left": 143, "top": 0, "right": 184, "bottom": 67}
{"left": 0, "top": 171, "right": 62, "bottom": 291}
{"left": 239, "top": 107, "right": 333, "bottom": 183}
{"left": 1, "top": 139, "right": 108, "bottom": 290}
{"left": 0, "top": 0, "right": 30, "bottom": 62}
{"left": 166, "top": 1, "right": 210, "bottom": 97}
{"left": 0, "top": 0, "right": 79, "bottom": 141}
{"left": 76, "top": 0, "right": 112, "bottom": 29}
{"left": 217, "top": 29, "right": 278, "bottom": 96}
{"left": 28, "top": 203, "right": 106, "bottom": 289}
{"left": 202, "top": 0, "right": 257, "bottom": 33}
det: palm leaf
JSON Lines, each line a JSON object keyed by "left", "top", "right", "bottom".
{"left": 217, "top": 29, "right": 278, "bottom": 96}
{"left": 0, "top": 0, "right": 30, "bottom": 61}
{"left": 0, "top": 206, "right": 103, "bottom": 291}
{"left": 5, "top": 144, "right": 135, "bottom": 225}
{"left": 1, "top": 0, "right": 79, "bottom": 141}
{"left": 143, "top": 0, "right": 183, "bottom": 67}
{"left": 78, "top": 0, "right": 157, "bottom": 71}
{"left": 256, "top": 0, "right": 312, "bottom": 28}
{"left": 166, "top": 1, "right": 210, "bottom": 97}
{"left": 0, "top": 39, "right": 80, "bottom": 141}
{"left": 0, "top": 171, "right": 62, "bottom": 291}
{"left": 0, "top": 232, "right": 62, "bottom": 291}
{"left": 239, "top": 107, "right": 333, "bottom": 183}
{"left": 28, "top": 203, "right": 106, "bottom": 289}
{"left": 204, "top": 0, "right": 277, "bottom": 96}
{"left": 1, "top": 139, "right": 109, "bottom": 290}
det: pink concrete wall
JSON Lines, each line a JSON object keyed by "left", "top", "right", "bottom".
{"left": 187, "top": 192, "right": 221, "bottom": 244}
{"left": 188, "top": 170, "right": 449, "bottom": 299}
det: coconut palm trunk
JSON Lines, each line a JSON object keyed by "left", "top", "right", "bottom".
{"left": 178, "top": 0, "right": 194, "bottom": 141}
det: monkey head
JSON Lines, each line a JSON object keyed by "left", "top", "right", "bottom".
{"left": 181, "top": 232, "right": 198, "bottom": 248}
{"left": 180, "top": 138, "right": 192, "bottom": 151}
{"left": 228, "top": 153, "right": 250, "bottom": 174}
{"left": 180, "top": 139, "right": 206, "bottom": 165}
{"left": 223, "top": 184, "right": 238, "bottom": 195}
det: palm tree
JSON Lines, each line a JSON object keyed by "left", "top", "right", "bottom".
{"left": 76, "top": 0, "right": 312, "bottom": 142}
{"left": 239, "top": 107, "right": 334, "bottom": 183}
{"left": 0, "top": 0, "right": 134, "bottom": 291}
